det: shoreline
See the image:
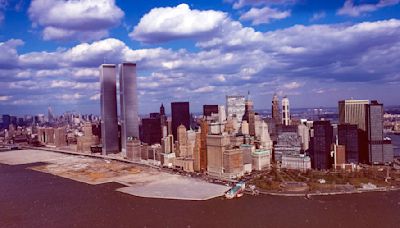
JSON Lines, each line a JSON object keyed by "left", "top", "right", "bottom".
{"left": 15, "top": 146, "right": 400, "bottom": 199}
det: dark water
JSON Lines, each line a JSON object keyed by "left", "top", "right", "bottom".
{"left": 1, "top": 163, "right": 400, "bottom": 228}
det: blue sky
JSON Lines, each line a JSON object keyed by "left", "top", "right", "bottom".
{"left": 0, "top": 0, "right": 399, "bottom": 115}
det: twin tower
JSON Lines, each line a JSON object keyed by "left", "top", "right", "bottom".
{"left": 100, "top": 63, "right": 139, "bottom": 155}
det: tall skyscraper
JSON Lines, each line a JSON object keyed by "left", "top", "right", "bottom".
{"left": 100, "top": 64, "right": 119, "bottom": 155}
{"left": 366, "top": 100, "right": 390, "bottom": 164}
{"left": 120, "top": 63, "right": 139, "bottom": 155}
{"left": 140, "top": 115, "right": 162, "bottom": 145}
{"left": 338, "top": 124, "right": 360, "bottom": 164}
{"left": 339, "top": 99, "right": 369, "bottom": 131}
{"left": 242, "top": 93, "right": 255, "bottom": 136}
{"left": 272, "top": 94, "right": 281, "bottom": 124}
{"left": 282, "top": 96, "right": 291, "bottom": 126}
{"left": 226, "top": 95, "right": 246, "bottom": 121}
{"left": 311, "top": 120, "right": 333, "bottom": 170}
{"left": 171, "top": 102, "right": 190, "bottom": 140}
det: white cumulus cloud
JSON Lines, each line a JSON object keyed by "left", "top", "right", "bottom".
{"left": 240, "top": 6, "right": 291, "bottom": 25}
{"left": 28, "top": 0, "right": 124, "bottom": 41}
{"left": 130, "top": 4, "right": 228, "bottom": 43}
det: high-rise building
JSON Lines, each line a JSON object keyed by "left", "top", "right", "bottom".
{"left": 171, "top": 102, "right": 190, "bottom": 140}
{"left": 140, "top": 116, "right": 162, "bottom": 145}
{"left": 218, "top": 105, "right": 226, "bottom": 124}
{"left": 339, "top": 99, "right": 369, "bottom": 131}
{"left": 274, "top": 132, "right": 302, "bottom": 162}
{"left": 161, "top": 134, "right": 174, "bottom": 154}
{"left": 1, "top": 114, "right": 10, "bottom": 130}
{"left": 298, "top": 124, "right": 310, "bottom": 151}
{"left": 203, "top": 105, "right": 219, "bottom": 117}
{"left": 242, "top": 94, "right": 256, "bottom": 136}
{"left": 223, "top": 148, "right": 244, "bottom": 178}
{"left": 226, "top": 95, "right": 246, "bottom": 122}
{"left": 338, "top": 124, "right": 360, "bottom": 164}
{"left": 120, "top": 63, "right": 139, "bottom": 155}
{"left": 311, "top": 120, "right": 333, "bottom": 170}
{"left": 366, "top": 100, "right": 392, "bottom": 164}
{"left": 177, "top": 124, "right": 188, "bottom": 157}
{"left": 193, "top": 131, "right": 202, "bottom": 172}
{"left": 257, "top": 121, "right": 273, "bottom": 150}
{"left": 100, "top": 64, "right": 119, "bottom": 155}
{"left": 199, "top": 119, "right": 209, "bottom": 172}
{"left": 48, "top": 106, "right": 54, "bottom": 123}
{"left": 282, "top": 96, "right": 291, "bottom": 126}
{"left": 207, "top": 133, "right": 230, "bottom": 176}
{"left": 272, "top": 94, "right": 281, "bottom": 125}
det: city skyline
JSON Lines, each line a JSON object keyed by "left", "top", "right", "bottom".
{"left": 1, "top": 0, "right": 400, "bottom": 115}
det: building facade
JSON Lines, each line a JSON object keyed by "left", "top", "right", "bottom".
{"left": 171, "top": 102, "right": 190, "bottom": 141}
{"left": 100, "top": 64, "right": 119, "bottom": 155}
{"left": 282, "top": 96, "right": 291, "bottom": 126}
{"left": 226, "top": 95, "right": 246, "bottom": 122}
{"left": 120, "top": 63, "right": 140, "bottom": 156}
{"left": 311, "top": 120, "right": 333, "bottom": 170}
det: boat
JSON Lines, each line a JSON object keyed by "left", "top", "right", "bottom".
{"left": 225, "top": 182, "right": 246, "bottom": 199}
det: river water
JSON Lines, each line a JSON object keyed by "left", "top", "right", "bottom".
{"left": 1, "top": 162, "right": 399, "bottom": 228}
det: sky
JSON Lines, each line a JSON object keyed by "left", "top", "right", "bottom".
{"left": 0, "top": 0, "right": 399, "bottom": 116}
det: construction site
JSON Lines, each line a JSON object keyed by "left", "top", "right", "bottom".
{"left": 0, "top": 149, "right": 229, "bottom": 200}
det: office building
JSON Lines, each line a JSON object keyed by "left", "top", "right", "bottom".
{"left": 366, "top": 100, "right": 393, "bottom": 164}
{"left": 161, "top": 134, "right": 174, "bottom": 154}
{"left": 140, "top": 115, "right": 162, "bottom": 145}
{"left": 120, "top": 63, "right": 139, "bottom": 155}
{"left": 171, "top": 102, "right": 190, "bottom": 140}
{"left": 272, "top": 94, "right": 281, "bottom": 125}
{"left": 203, "top": 105, "right": 219, "bottom": 117}
{"left": 38, "top": 127, "right": 67, "bottom": 147}
{"left": 126, "top": 138, "right": 141, "bottom": 162}
{"left": 274, "top": 132, "right": 302, "bottom": 162}
{"left": 311, "top": 120, "right": 333, "bottom": 170}
{"left": 297, "top": 124, "right": 310, "bottom": 151}
{"left": 252, "top": 149, "right": 272, "bottom": 171}
{"left": 207, "top": 133, "right": 230, "bottom": 176}
{"left": 193, "top": 131, "right": 202, "bottom": 172}
{"left": 258, "top": 121, "right": 273, "bottom": 150}
{"left": 226, "top": 95, "right": 246, "bottom": 122}
{"left": 177, "top": 124, "right": 188, "bottom": 157}
{"left": 199, "top": 119, "right": 209, "bottom": 172}
{"left": 282, "top": 96, "right": 291, "bottom": 126}
{"left": 339, "top": 99, "right": 369, "bottom": 131}
{"left": 77, "top": 123, "right": 100, "bottom": 153}
{"left": 100, "top": 64, "right": 119, "bottom": 155}
{"left": 242, "top": 94, "right": 256, "bottom": 136}
{"left": 338, "top": 124, "right": 360, "bottom": 164}
{"left": 281, "top": 154, "right": 311, "bottom": 172}
{"left": 223, "top": 148, "right": 244, "bottom": 178}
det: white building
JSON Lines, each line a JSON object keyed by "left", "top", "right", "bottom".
{"left": 282, "top": 96, "right": 291, "bottom": 126}
{"left": 226, "top": 95, "right": 246, "bottom": 122}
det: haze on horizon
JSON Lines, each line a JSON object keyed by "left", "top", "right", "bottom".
{"left": 0, "top": 0, "right": 399, "bottom": 115}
